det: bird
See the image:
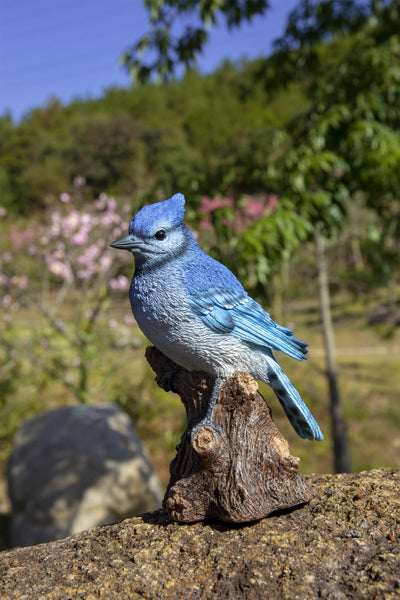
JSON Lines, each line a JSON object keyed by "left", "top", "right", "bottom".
{"left": 110, "top": 193, "right": 323, "bottom": 441}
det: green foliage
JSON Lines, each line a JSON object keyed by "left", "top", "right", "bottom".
{"left": 0, "top": 167, "right": 13, "bottom": 210}
{"left": 65, "top": 112, "right": 143, "bottom": 194}
{"left": 274, "top": 0, "right": 371, "bottom": 51}
{"left": 272, "top": 7, "right": 400, "bottom": 254}
{"left": 121, "top": 0, "right": 269, "bottom": 83}
{"left": 0, "top": 60, "right": 309, "bottom": 213}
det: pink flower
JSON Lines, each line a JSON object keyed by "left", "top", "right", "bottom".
{"left": 77, "top": 266, "right": 96, "bottom": 281}
{"left": 64, "top": 211, "right": 81, "bottom": 232}
{"left": 78, "top": 244, "right": 101, "bottom": 266}
{"left": 52, "top": 249, "right": 65, "bottom": 260}
{"left": 124, "top": 314, "right": 136, "bottom": 326}
{"left": 80, "top": 214, "right": 91, "bottom": 226}
{"left": 50, "top": 213, "right": 62, "bottom": 236}
{"left": 243, "top": 196, "right": 266, "bottom": 220}
{"left": 100, "top": 255, "right": 112, "bottom": 271}
{"left": 101, "top": 213, "right": 115, "bottom": 227}
{"left": 267, "top": 194, "right": 279, "bottom": 212}
{"left": 95, "top": 193, "right": 108, "bottom": 210}
{"left": 10, "top": 275, "right": 28, "bottom": 289}
{"left": 106, "top": 197, "right": 117, "bottom": 212}
{"left": 2, "top": 294, "right": 12, "bottom": 308}
{"left": 46, "top": 259, "right": 73, "bottom": 282}
{"left": 109, "top": 275, "right": 130, "bottom": 291}
{"left": 60, "top": 192, "right": 71, "bottom": 203}
{"left": 11, "top": 227, "right": 37, "bottom": 249}
{"left": 73, "top": 175, "right": 86, "bottom": 187}
{"left": 18, "top": 275, "right": 28, "bottom": 289}
{"left": 200, "top": 196, "right": 225, "bottom": 213}
{"left": 71, "top": 229, "right": 89, "bottom": 246}
{"left": 198, "top": 219, "right": 213, "bottom": 230}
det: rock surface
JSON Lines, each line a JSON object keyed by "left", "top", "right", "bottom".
{"left": 0, "top": 468, "right": 399, "bottom": 599}
{"left": 7, "top": 403, "right": 163, "bottom": 547}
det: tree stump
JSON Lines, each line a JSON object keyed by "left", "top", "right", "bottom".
{"left": 145, "top": 346, "right": 314, "bottom": 523}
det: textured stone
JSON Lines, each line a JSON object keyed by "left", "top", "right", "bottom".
{"left": 7, "top": 403, "right": 163, "bottom": 547}
{"left": 0, "top": 468, "right": 399, "bottom": 599}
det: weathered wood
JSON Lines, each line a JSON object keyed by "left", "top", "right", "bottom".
{"left": 145, "top": 345, "right": 314, "bottom": 523}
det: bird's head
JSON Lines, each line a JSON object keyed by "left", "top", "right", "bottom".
{"left": 110, "top": 193, "right": 192, "bottom": 268}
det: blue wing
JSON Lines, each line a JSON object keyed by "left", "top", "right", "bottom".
{"left": 188, "top": 287, "right": 308, "bottom": 361}
{"left": 184, "top": 253, "right": 319, "bottom": 439}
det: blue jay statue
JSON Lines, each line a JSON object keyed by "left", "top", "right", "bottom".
{"left": 111, "top": 193, "right": 323, "bottom": 442}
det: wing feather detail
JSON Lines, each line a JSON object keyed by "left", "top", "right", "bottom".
{"left": 188, "top": 288, "right": 307, "bottom": 361}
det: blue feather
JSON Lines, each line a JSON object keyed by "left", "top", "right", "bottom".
{"left": 129, "top": 193, "right": 185, "bottom": 237}
{"left": 186, "top": 248, "right": 308, "bottom": 362}
{"left": 188, "top": 289, "right": 307, "bottom": 361}
{"left": 198, "top": 305, "right": 234, "bottom": 333}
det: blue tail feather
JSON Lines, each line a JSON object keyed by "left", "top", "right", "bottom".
{"left": 267, "top": 364, "right": 323, "bottom": 441}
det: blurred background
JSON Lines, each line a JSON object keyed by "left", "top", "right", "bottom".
{"left": 0, "top": 0, "right": 399, "bottom": 533}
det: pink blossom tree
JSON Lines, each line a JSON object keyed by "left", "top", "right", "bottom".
{"left": 0, "top": 186, "right": 134, "bottom": 403}
{"left": 197, "top": 194, "right": 287, "bottom": 293}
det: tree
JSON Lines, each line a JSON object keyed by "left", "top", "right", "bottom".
{"left": 270, "top": 4, "right": 400, "bottom": 471}
{"left": 0, "top": 188, "right": 132, "bottom": 404}
{"left": 121, "top": 0, "right": 269, "bottom": 83}
{"left": 121, "top": 0, "right": 383, "bottom": 84}
{"left": 315, "top": 231, "right": 350, "bottom": 473}
{"left": 274, "top": 0, "right": 371, "bottom": 50}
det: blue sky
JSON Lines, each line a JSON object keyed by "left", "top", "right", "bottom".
{"left": 0, "top": 0, "right": 298, "bottom": 121}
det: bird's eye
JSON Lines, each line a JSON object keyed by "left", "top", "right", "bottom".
{"left": 154, "top": 229, "right": 167, "bottom": 241}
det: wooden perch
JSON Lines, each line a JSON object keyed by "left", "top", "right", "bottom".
{"left": 145, "top": 346, "right": 314, "bottom": 523}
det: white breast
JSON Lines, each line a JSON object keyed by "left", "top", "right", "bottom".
{"left": 131, "top": 274, "right": 268, "bottom": 381}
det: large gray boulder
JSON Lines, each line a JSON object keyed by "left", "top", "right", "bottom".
{"left": 7, "top": 403, "right": 163, "bottom": 547}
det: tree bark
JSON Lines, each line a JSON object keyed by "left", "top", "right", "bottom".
{"left": 145, "top": 346, "right": 314, "bottom": 523}
{"left": 315, "top": 231, "right": 351, "bottom": 473}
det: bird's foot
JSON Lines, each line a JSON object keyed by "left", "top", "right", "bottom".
{"left": 189, "top": 376, "right": 223, "bottom": 440}
{"left": 190, "top": 418, "right": 221, "bottom": 441}
{"left": 156, "top": 364, "right": 181, "bottom": 393}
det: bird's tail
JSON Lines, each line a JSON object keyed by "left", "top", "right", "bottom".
{"left": 267, "top": 362, "right": 323, "bottom": 441}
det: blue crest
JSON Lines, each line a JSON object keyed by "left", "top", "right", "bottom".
{"left": 129, "top": 193, "right": 186, "bottom": 237}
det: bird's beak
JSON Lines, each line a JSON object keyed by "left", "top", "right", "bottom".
{"left": 110, "top": 234, "right": 138, "bottom": 251}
